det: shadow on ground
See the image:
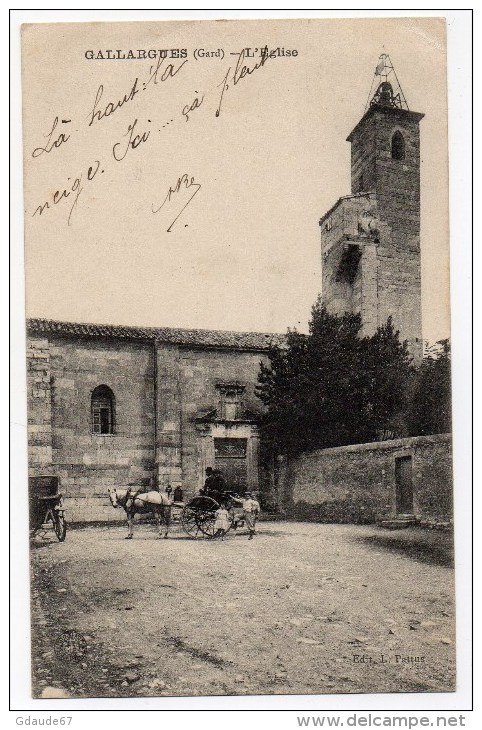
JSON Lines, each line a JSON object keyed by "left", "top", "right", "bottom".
{"left": 64, "top": 522, "right": 292, "bottom": 540}
{"left": 352, "top": 527, "right": 454, "bottom": 568}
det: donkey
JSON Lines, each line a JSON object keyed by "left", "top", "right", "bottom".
{"left": 108, "top": 488, "right": 172, "bottom": 539}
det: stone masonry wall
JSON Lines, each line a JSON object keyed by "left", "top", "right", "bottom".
{"left": 155, "top": 343, "right": 182, "bottom": 490}
{"left": 27, "top": 333, "right": 270, "bottom": 522}
{"left": 322, "top": 108, "right": 424, "bottom": 364}
{"left": 47, "top": 336, "right": 156, "bottom": 522}
{"left": 27, "top": 337, "right": 53, "bottom": 473}
{"left": 350, "top": 117, "right": 377, "bottom": 193}
{"left": 289, "top": 434, "right": 452, "bottom": 523}
{"left": 320, "top": 194, "right": 376, "bottom": 322}
{"left": 178, "top": 347, "right": 268, "bottom": 500}
{"left": 374, "top": 111, "right": 423, "bottom": 363}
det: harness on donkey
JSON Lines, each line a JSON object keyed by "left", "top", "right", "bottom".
{"left": 124, "top": 486, "right": 148, "bottom": 510}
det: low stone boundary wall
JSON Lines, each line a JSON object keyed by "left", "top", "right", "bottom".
{"left": 288, "top": 434, "right": 452, "bottom": 523}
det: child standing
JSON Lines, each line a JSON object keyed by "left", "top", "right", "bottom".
{"left": 242, "top": 493, "right": 260, "bottom": 540}
{"left": 213, "top": 503, "right": 230, "bottom": 540}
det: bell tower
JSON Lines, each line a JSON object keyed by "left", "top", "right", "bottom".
{"left": 320, "top": 55, "right": 424, "bottom": 363}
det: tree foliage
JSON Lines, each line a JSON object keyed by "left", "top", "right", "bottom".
{"left": 407, "top": 339, "right": 452, "bottom": 436}
{"left": 256, "top": 298, "right": 413, "bottom": 456}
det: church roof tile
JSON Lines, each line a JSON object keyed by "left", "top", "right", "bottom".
{"left": 26, "top": 318, "right": 285, "bottom": 351}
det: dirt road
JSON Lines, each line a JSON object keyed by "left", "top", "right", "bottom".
{"left": 30, "top": 522, "right": 455, "bottom": 699}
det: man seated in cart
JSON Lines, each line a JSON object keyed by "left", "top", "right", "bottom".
{"left": 200, "top": 467, "right": 228, "bottom": 503}
{"left": 199, "top": 467, "right": 252, "bottom": 529}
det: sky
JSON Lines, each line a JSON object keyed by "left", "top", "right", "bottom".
{"left": 22, "top": 17, "right": 449, "bottom": 343}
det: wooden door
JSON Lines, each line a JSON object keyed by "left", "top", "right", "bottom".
{"left": 214, "top": 438, "right": 248, "bottom": 494}
{"left": 395, "top": 455, "right": 413, "bottom": 514}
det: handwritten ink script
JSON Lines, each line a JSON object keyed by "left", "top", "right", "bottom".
{"left": 152, "top": 174, "right": 202, "bottom": 232}
{"left": 29, "top": 46, "right": 296, "bottom": 227}
{"left": 215, "top": 47, "right": 271, "bottom": 117}
{"left": 32, "top": 117, "right": 71, "bottom": 158}
{"left": 32, "top": 160, "right": 102, "bottom": 227}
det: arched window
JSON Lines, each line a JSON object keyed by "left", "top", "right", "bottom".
{"left": 91, "top": 385, "right": 115, "bottom": 434}
{"left": 391, "top": 131, "right": 405, "bottom": 160}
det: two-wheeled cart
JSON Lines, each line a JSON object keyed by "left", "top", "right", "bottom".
{"left": 29, "top": 475, "right": 67, "bottom": 542}
{"left": 180, "top": 491, "right": 244, "bottom": 539}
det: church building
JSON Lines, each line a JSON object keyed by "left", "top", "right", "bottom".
{"left": 319, "top": 55, "right": 424, "bottom": 364}
{"left": 26, "top": 320, "right": 283, "bottom": 521}
{"left": 26, "top": 56, "right": 426, "bottom": 522}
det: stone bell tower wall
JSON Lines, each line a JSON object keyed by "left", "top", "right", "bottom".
{"left": 320, "top": 103, "right": 424, "bottom": 363}
{"left": 370, "top": 108, "right": 423, "bottom": 362}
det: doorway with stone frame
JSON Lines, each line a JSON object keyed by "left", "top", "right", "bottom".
{"left": 195, "top": 421, "right": 260, "bottom": 496}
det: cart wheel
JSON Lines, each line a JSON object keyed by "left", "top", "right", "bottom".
{"left": 190, "top": 496, "right": 219, "bottom": 538}
{"left": 181, "top": 496, "right": 220, "bottom": 539}
{"left": 181, "top": 506, "right": 202, "bottom": 539}
{"left": 53, "top": 512, "right": 67, "bottom": 542}
{"left": 197, "top": 511, "right": 217, "bottom": 538}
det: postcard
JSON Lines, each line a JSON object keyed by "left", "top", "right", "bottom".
{"left": 21, "top": 17, "right": 456, "bottom": 702}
